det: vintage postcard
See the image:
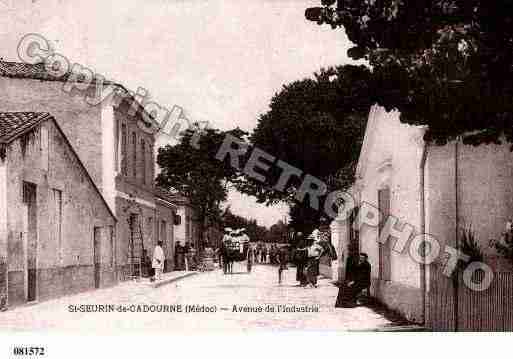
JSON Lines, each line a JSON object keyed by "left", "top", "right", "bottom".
{"left": 1, "top": 1, "right": 513, "bottom": 357}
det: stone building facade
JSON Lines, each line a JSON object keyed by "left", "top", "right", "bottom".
{"left": 332, "top": 104, "right": 513, "bottom": 324}
{"left": 0, "top": 112, "right": 116, "bottom": 307}
{"left": 0, "top": 61, "right": 180, "bottom": 305}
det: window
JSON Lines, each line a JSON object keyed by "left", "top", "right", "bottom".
{"left": 40, "top": 126, "right": 49, "bottom": 172}
{"left": 161, "top": 220, "right": 167, "bottom": 244}
{"left": 147, "top": 142, "right": 153, "bottom": 186}
{"left": 141, "top": 139, "right": 146, "bottom": 184}
{"left": 147, "top": 217, "right": 153, "bottom": 244}
{"left": 132, "top": 132, "right": 137, "bottom": 178}
{"left": 121, "top": 124, "right": 127, "bottom": 175}
{"left": 109, "top": 225, "right": 115, "bottom": 267}
{"left": 52, "top": 189, "right": 63, "bottom": 263}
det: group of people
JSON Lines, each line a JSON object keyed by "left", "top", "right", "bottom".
{"left": 146, "top": 240, "right": 202, "bottom": 283}
{"left": 253, "top": 243, "right": 282, "bottom": 264}
{"left": 291, "top": 231, "right": 337, "bottom": 288}
{"left": 174, "top": 242, "right": 197, "bottom": 271}
{"left": 148, "top": 224, "right": 372, "bottom": 307}
{"left": 289, "top": 229, "right": 372, "bottom": 306}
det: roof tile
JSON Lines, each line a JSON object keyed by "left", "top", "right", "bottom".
{"left": 0, "top": 112, "right": 50, "bottom": 143}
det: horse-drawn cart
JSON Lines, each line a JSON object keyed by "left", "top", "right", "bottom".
{"left": 222, "top": 231, "right": 252, "bottom": 274}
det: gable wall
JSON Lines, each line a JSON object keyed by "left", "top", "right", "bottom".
{"left": 2, "top": 120, "right": 116, "bottom": 306}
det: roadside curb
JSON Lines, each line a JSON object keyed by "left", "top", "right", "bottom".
{"left": 369, "top": 325, "right": 429, "bottom": 332}
{"left": 150, "top": 272, "right": 198, "bottom": 288}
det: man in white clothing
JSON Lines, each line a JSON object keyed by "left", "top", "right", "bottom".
{"left": 152, "top": 241, "right": 164, "bottom": 281}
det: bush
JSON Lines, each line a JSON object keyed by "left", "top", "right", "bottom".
{"left": 490, "top": 225, "right": 513, "bottom": 264}
{"left": 457, "top": 226, "right": 484, "bottom": 273}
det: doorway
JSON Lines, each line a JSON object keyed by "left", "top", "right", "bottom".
{"left": 93, "top": 227, "right": 101, "bottom": 289}
{"left": 22, "top": 182, "right": 37, "bottom": 302}
{"left": 378, "top": 188, "right": 391, "bottom": 281}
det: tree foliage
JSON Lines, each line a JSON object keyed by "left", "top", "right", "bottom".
{"left": 289, "top": 203, "right": 323, "bottom": 237}
{"left": 306, "top": 0, "right": 513, "bottom": 146}
{"left": 268, "top": 220, "right": 289, "bottom": 244}
{"left": 239, "top": 65, "right": 373, "bottom": 200}
{"left": 236, "top": 65, "right": 373, "bottom": 231}
{"left": 156, "top": 127, "right": 246, "bottom": 241}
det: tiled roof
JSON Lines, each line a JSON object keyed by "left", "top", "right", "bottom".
{"left": 0, "top": 60, "right": 113, "bottom": 84}
{"left": 0, "top": 112, "right": 51, "bottom": 143}
{"left": 0, "top": 111, "right": 117, "bottom": 221}
{"left": 0, "top": 61, "right": 159, "bottom": 128}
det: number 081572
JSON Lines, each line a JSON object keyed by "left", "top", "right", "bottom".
{"left": 12, "top": 347, "right": 45, "bottom": 356}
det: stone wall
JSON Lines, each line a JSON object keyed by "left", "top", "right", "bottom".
{"left": 0, "top": 77, "right": 103, "bottom": 188}
{"left": 3, "top": 120, "right": 116, "bottom": 307}
{"left": 356, "top": 106, "right": 425, "bottom": 323}
{"left": 371, "top": 277, "right": 423, "bottom": 323}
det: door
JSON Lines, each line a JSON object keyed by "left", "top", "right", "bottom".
{"left": 378, "top": 188, "right": 391, "bottom": 281}
{"left": 93, "top": 227, "right": 101, "bottom": 289}
{"left": 22, "top": 182, "right": 37, "bottom": 302}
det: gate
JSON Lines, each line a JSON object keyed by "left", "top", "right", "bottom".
{"left": 428, "top": 264, "right": 513, "bottom": 331}
{"left": 427, "top": 263, "right": 455, "bottom": 331}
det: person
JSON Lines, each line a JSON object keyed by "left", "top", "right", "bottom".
{"left": 222, "top": 229, "right": 234, "bottom": 274}
{"left": 260, "top": 245, "right": 266, "bottom": 263}
{"left": 188, "top": 243, "right": 197, "bottom": 270}
{"left": 305, "top": 239, "right": 323, "bottom": 287}
{"left": 270, "top": 244, "right": 277, "bottom": 264}
{"left": 349, "top": 253, "right": 371, "bottom": 302}
{"left": 174, "top": 242, "right": 186, "bottom": 270}
{"left": 335, "top": 253, "right": 371, "bottom": 307}
{"left": 277, "top": 245, "right": 289, "bottom": 284}
{"left": 152, "top": 241, "right": 164, "bottom": 282}
{"left": 294, "top": 232, "right": 308, "bottom": 286}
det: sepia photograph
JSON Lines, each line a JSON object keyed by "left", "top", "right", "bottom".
{"left": 1, "top": 0, "right": 513, "bottom": 357}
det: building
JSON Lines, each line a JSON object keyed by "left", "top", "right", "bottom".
{"left": 154, "top": 130, "right": 200, "bottom": 254}
{"left": 154, "top": 188, "right": 178, "bottom": 272}
{"left": 332, "top": 105, "right": 513, "bottom": 329}
{"left": 0, "top": 61, "right": 179, "bottom": 298}
{"left": 0, "top": 112, "right": 116, "bottom": 307}
{"left": 168, "top": 193, "right": 200, "bottom": 250}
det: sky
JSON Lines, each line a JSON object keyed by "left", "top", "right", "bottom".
{"left": 1, "top": 0, "right": 358, "bottom": 228}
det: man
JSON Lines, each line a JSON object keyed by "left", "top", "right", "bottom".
{"left": 347, "top": 253, "right": 371, "bottom": 304}
{"left": 221, "top": 228, "right": 233, "bottom": 273}
{"left": 277, "top": 245, "right": 289, "bottom": 285}
{"left": 174, "top": 242, "right": 186, "bottom": 271}
{"left": 294, "top": 232, "right": 308, "bottom": 286}
{"left": 152, "top": 241, "right": 164, "bottom": 282}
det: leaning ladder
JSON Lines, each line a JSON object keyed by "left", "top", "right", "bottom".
{"left": 129, "top": 218, "right": 145, "bottom": 280}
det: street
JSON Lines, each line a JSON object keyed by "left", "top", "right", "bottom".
{"left": 1, "top": 265, "right": 398, "bottom": 332}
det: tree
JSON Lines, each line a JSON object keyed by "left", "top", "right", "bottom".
{"left": 306, "top": 1, "right": 513, "bottom": 146}
{"left": 156, "top": 127, "right": 246, "bottom": 247}
{"left": 237, "top": 65, "right": 374, "bottom": 231}
{"left": 269, "top": 220, "right": 289, "bottom": 244}
{"left": 289, "top": 203, "right": 323, "bottom": 237}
